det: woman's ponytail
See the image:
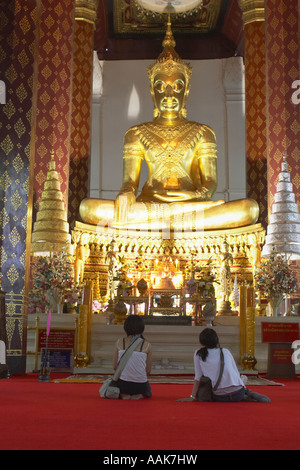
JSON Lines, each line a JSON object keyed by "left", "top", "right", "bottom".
{"left": 197, "top": 346, "right": 209, "bottom": 361}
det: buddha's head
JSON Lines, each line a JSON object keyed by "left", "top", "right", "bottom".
{"left": 147, "top": 19, "right": 192, "bottom": 120}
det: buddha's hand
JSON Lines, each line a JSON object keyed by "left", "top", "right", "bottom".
{"left": 154, "top": 189, "right": 212, "bottom": 203}
{"left": 115, "top": 191, "right": 136, "bottom": 223}
{"left": 154, "top": 191, "right": 198, "bottom": 202}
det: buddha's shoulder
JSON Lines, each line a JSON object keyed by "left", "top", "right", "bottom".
{"left": 124, "top": 125, "right": 142, "bottom": 142}
{"left": 124, "top": 122, "right": 157, "bottom": 143}
{"left": 189, "top": 122, "right": 216, "bottom": 140}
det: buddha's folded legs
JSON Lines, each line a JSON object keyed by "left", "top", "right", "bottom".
{"left": 79, "top": 197, "right": 259, "bottom": 231}
{"left": 79, "top": 198, "right": 115, "bottom": 226}
{"left": 198, "top": 198, "right": 259, "bottom": 230}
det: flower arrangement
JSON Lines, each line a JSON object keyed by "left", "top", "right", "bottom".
{"left": 254, "top": 249, "right": 297, "bottom": 299}
{"left": 29, "top": 249, "right": 81, "bottom": 313}
{"left": 195, "top": 265, "right": 217, "bottom": 288}
{"left": 114, "top": 255, "right": 133, "bottom": 295}
{"left": 186, "top": 258, "right": 217, "bottom": 298}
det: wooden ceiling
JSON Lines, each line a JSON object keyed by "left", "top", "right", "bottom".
{"left": 94, "top": 0, "right": 245, "bottom": 60}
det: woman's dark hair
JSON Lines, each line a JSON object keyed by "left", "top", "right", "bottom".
{"left": 196, "top": 328, "right": 220, "bottom": 361}
{"left": 123, "top": 315, "right": 145, "bottom": 336}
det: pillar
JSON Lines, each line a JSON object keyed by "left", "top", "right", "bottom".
{"left": 33, "top": 0, "right": 75, "bottom": 222}
{"left": 265, "top": 0, "right": 300, "bottom": 214}
{"left": 68, "top": 0, "right": 97, "bottom": 229}
{"left": 239, "top": 0, "right": 268, "bottom": 227}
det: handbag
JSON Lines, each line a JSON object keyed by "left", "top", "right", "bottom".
{"left": 99, "top": 337, "right": 143, "bottom": 399}
{"left": 99, "top": 377, "right": 120, "bottom": 399}
{"left": 196, "top": 348, "right": 224, "bottom": 402}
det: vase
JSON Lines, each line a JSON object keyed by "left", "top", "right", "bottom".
{"left": 57, "top": 303, "right": 64, "bottom": 315}
{"left": 268, "top": 294, "right": 284, "bottom": 316}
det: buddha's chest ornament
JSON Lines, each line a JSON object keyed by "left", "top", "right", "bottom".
{"left": 138, "top": 122, "right": 201, "bottom": 182}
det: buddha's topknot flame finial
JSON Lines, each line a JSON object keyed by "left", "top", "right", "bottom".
{"left": 147, "top": 15, "right": 192, "bottom": 84}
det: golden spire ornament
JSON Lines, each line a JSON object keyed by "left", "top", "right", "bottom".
{"left": 147, "top": 15, "right": 192, "bottom": 86}
{"left": 31, "top": 151, "right": 71, "bottom": 254}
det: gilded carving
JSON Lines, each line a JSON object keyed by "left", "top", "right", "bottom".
{"left": 239, "top": 0, "right": 265, "bottom": 25}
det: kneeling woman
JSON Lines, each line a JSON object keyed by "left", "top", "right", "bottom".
{"left": 187, "top": 328, "right": 270, "bottom": 403}
{"left": 113, "top": 315, "right": 152, "bottom": 400}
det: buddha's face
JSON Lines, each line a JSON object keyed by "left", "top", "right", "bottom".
{"left": 152, "top": 71, "right": 187, "bottom": 118}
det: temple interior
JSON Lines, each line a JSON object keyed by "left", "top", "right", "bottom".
{"left": 0, "top": 0, "right": 299, "bottom": 378}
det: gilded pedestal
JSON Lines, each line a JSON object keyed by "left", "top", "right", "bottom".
{"left": 72, "top": 221, "right": 265, "bottom": 310}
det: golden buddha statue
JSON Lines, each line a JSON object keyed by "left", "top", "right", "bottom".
{"left": 80, "top": 20, "right": 259, "bottom": 232}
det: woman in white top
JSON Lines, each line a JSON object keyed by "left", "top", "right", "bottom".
{"left": 113, "top": 315, "right": 152, "bottom": 400}
{"left": 186, "top": 328, "right": 270, "bottom": 403}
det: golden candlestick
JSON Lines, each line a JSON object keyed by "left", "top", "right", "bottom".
{"left": 74, "top": 304, "right": 89, "bottom": 367}
{"left": 240, "top": 286, "right": 257, "bottom": 370}
{"left": 239, "top": 285, "right": 247, "bottom": 367}
{"left": 82, "top": 282, "right": 93, "bottom": 359}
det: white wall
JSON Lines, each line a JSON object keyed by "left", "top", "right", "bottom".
{"left": 90, "top": 57, "right": 246, "bottom": 203}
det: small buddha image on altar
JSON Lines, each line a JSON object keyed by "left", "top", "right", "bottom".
{"left": 149, "top": 256, "right": 183, "bottom": 313}
{"left": 151, "top": 256, "right": 183, "bottom": 290}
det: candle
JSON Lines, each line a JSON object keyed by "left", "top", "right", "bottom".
{"left": 239, "top": 286, "right": 247, "bottom": 366}
{"left": 78, "top": 305, "right": 88, "bottom": 354}
{"left": 239, "top": 286, "right": 247, "bottom": 317}
{"left": 247, "top": 286, "right": 255, "bottom": 307}
{"left": 246, "top": 306, "right": 256, "bottom": 357}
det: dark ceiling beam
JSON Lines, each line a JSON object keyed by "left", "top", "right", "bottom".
{"left": 93, "top": 0, "right": 109, "bottom": 54}
{"left": 221, "top": 0, "right": 245, "bottom": 56}
{"left": 97, "top": 33, "right": 240, "bottom": 61}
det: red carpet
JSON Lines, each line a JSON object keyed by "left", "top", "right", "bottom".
{"left": 1, "top": 374, "right": 300, "bottom": 451}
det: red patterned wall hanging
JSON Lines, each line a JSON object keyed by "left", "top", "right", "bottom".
{"left": 33, "top": 0, "right": 75, "bottom": 221}
{"left": 244, "top": 21, "right": 268, "bottom": 228}
{"left": 265, "top": 0, "right": 300, "bottom": 213}
{"left": 68, "top": 19, "right": 94, "bottom": 228}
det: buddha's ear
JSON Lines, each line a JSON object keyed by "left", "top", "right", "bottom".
{"left": 150, "top": 86, "right": 158, "bottom": 114}
{"left": 150, "top": 86, "right": 155, "bottom": 102}
{"left": 180, "top": 107, "right": 187, "bottom": 120}
{"left": 153, "top": 107, "right": 160, "bottom": 119}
